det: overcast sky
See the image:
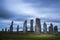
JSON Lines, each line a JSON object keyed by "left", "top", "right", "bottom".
{"left": 0, "top": 0, "right": 60, "bottom": 31}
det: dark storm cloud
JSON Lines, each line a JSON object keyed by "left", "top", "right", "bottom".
{"left": 22, "top": 0, "right": 60, "bottom": 8}
{"left": 0, "top": 8, "right": 33, "bottom": 21}
{"left": 0, "top": 0, "right": 15, "bottom": 19}
{"left": 0, "top": 0, "right": 60, "bottom": 21}
{"left": 12, "top": 14, "right": 33, "bottom": 21}
{"left": 0, "top": 9, "right": 33, "bottom": 21}
{"left": 41, "top": 18, "right": 60, "bottom": 23}
{"left": 0, "top": 9, "right": 15, "bottom": 19}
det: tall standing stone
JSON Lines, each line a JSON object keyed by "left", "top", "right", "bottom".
{"left": 10, "top": 21, "right": 13, "bottom": 32}
{"left": 23, "top": 20, "right": 27, "bottom": 33}
{"left": 35, "top": 18, "right": 41, "bottom": 34}
{"left": 30, "top": 19, "right": 33, "bottom": 32}
{"left": 43, "top": 22, "right": 47, "bottom": 33}
{"left": 49, "top": 23, "right": 53, "bottom": 33}
{"left": 2, "top": 28, "right": 4, "bottom": 32}
{"left": 54, "top": 26, "right": 58, "bottom": 34}
{"left": 17, "top": 25, "right": 19, "bottom": 32}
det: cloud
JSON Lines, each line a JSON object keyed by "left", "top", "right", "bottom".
{"left": 0, "top": 0, "right": 60, "bottom": 22}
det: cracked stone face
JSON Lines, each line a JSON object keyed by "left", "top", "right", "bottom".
{"left": 35, "top": 18, "right": 41, "bottom": 34}
{"left": 23, "top": 20, "right": 27, "bottom": 33}
{"left": 43, "top": 22, "right": 47, "bottom": 33}
{"left": 49, "top": 23, "right": 53, "bottom": 33}
{"left": 30, "top": 19, "right": 33, "bottom": 32}
{"left": 54, "top": 26, "right": 58, "bottom": 34}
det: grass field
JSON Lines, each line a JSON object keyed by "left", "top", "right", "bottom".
{"left": 0, "top": 32, "right": 60, "bottom": 40}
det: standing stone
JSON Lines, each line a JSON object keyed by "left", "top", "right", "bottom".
{"left": 35, "top": 18, "right": 41, "bottom": 34}
{"left": 23, "top": 20, "right": 27, "bottom": 33}
{"left": 49, "top": 23, "right": 53, "bottom": 33}
{"left": 2, "top": 28, "right": 4, "bottom": 32}
{"left": 54, "top": 26, "right": 58, "bottom": 34}
{"left": 30, "top": 19, "right": 33, "bottom": 32}
{"left": 10, "top": 21, "right": 13, "bottom": 32}
{"left": 17, "top": 25, "right": 19, "bottom": 32}
{"left": 43, "top": 22, "right": 47, "bottom": 33}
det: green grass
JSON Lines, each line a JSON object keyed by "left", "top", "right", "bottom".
{"left": 0, "top": 32, "right": 60, "bottom": 40}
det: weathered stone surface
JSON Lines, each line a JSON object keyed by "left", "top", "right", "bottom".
{"left": 43, "top": 22, "right": 47, "bottom": 33}
{"left": 23, "top": 20, "right": 27, "bottom": 33}
{"left": 10, "top": 21, "right": 13, "bottom": 32}
{"left": 35, "top": 18, "right": 41, "bottom": 34}
{"left": 49, "top": 23, "right": 53, "bottom": 33}
{"left": 30, "top": 19, "right": 33, "bottom": 32}
{"left": 54, "top": 26, "right": 58, "bottom": 34}
{"left": 17, "top": 25, "right": 19, "bottom": 32}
